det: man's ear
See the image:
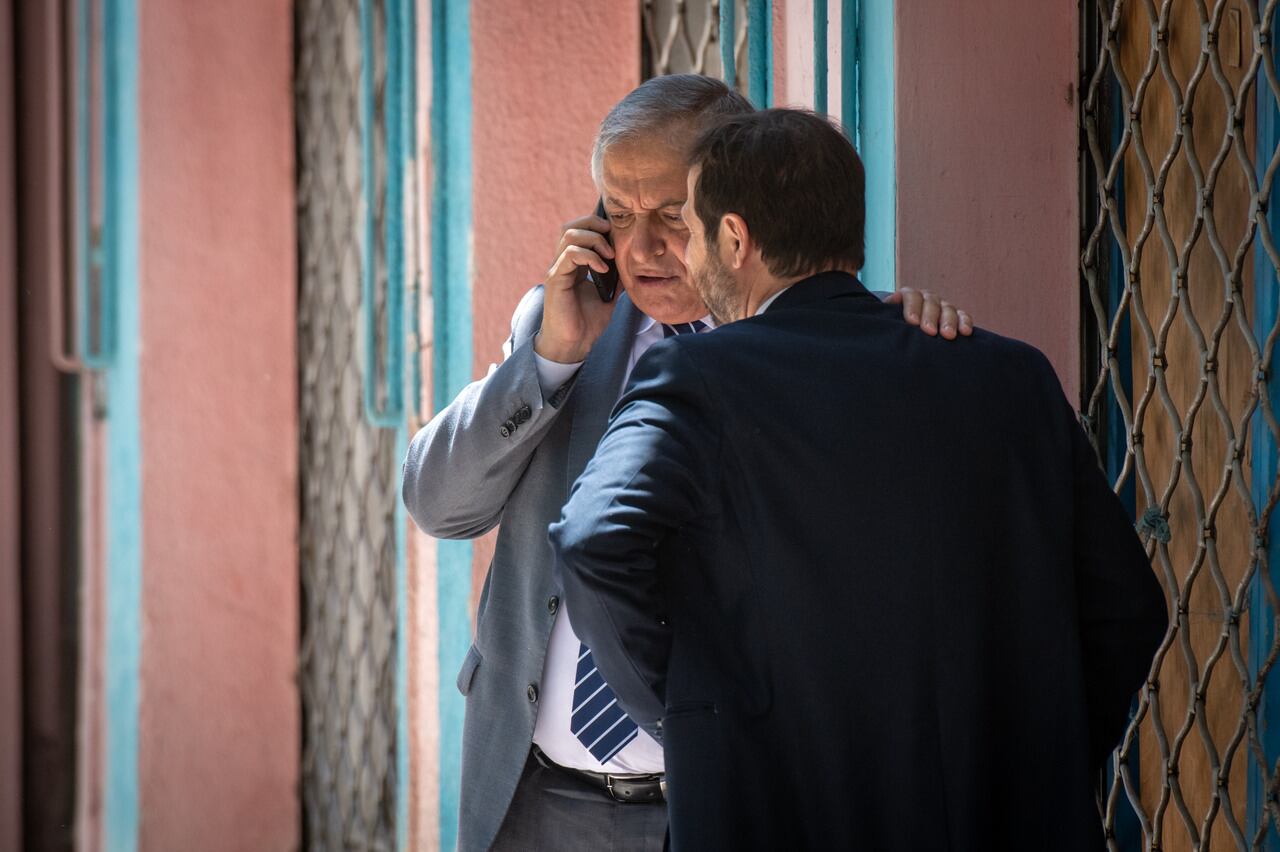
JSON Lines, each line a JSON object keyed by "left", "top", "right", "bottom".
{"left": 720, "top": 213, "right": 751, "bottom": 270}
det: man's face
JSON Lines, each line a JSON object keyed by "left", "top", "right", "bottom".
{"left": 680, "top": 165, "right": 740, "bottom": 326}
{"left": 598, "top": 138, "right": 707, "bottom": 324}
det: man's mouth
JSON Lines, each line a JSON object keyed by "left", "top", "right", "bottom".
{"left": 634, "top": 274, "right": 679, "bottom": 286}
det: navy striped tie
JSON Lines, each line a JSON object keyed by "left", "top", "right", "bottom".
{"left": 662, "top": 319, "right": 708, "bottom": 337}
{"left": 571, "top": 644, "right": 640, "bottom": 764}
{"left": 570, "top": 319, "right": 709, "bottom": 763}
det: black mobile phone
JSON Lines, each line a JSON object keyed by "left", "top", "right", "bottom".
{"left": 589, "top": 199, "right": 619, "bottom": 302}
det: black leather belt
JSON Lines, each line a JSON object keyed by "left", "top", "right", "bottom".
{"left": 531, "top": 745, "right": 665, "bottom": 804}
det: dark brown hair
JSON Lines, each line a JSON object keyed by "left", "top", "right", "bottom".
{"left": 688, "top": 108, "right": 865, "bottom": 276}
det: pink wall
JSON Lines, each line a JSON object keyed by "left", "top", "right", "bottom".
{"left": 467, "top": 0, "right": 641, "bottom": 601}
{"left": 136, "top": 2, "right": 298, "bottom": 849}
{"left": 896, "top": 2, "right": 1081, "bottom": 402}
{"left": 0, "top": 0, "right": 21, "bottom": 847}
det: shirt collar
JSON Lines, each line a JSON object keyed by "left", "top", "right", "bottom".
{"left": 755, "top": 286, "right": 793, "bottom": 316}
{"left": 635, "top": 313, "right": 717, "bottom": 336}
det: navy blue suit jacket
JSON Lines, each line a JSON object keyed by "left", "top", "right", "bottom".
{"left": 549, "top": 272, "right": 1167, "bottom": 851}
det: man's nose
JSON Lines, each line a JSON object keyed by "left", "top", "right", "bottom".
{"left": 628, "top": 220, "right": 666, "bottom": 261}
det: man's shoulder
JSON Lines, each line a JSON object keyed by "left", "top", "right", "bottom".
{"left": 963, "top": 326, "right": 1058, "bottom": 378}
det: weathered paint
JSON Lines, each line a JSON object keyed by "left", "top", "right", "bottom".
{"left": 135, "top": 1, "right": 298, "bottom": 848}
{"left": 895, "top": 0, "right": 1080, "bottom": 399}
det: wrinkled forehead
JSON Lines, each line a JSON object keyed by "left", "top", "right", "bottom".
{"left": 598, "top": 135, "right": 693, "bottom": 210}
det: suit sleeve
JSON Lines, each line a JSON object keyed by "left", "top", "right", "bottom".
{"left": 1067, "top": 397, "right": 1169, "bottom": 770}
{"left": 402, "top": 286, "right": 579, "bottom": 539}
{"left": 549, "top": 341, "right": 720, "bottom": 738}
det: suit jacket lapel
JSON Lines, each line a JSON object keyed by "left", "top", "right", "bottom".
{"left": 566, "top": 292, "right": 641, "bottom": 490}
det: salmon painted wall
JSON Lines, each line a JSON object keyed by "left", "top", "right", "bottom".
{"left": 896, "top": 2, "right": 1081, "bottom": 402}
{"left": 467, "top": 0, "right": 641, "bottom": 602}
{"left": 136, "top": 1, "right": 298, "bottom": 849}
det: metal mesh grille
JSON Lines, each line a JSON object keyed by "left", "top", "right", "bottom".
{"left": 1082, "top": 1, "right": 1280, "bottom": 848}
{"left": 296, "top": 0, "right": 398, "bottom": 848}
{"left": 642, "top": 0, "right": 748, "bottom": 87}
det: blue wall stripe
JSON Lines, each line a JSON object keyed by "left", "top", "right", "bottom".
{"left": 765, "top": 0, "right": 774, "bottom": 106}
{"left": 747, "top": 0, "right": 770, "bottom": 108}
{"left": 431, "top": 1, "right": 473, "bottom": 849}
{"left": 1250, "top": 20, "right": 1280, "bottom": 840}
{"left": 813, "top": 0, "right": 828, "bottom": 115}
{"left": 840, "top": 0, "right": 858, "bottom": 144}
{"left": 854, "top": 0, "right": 896, "bottom": 294}
{"left": 102, "top": 0, "right": 141, "bottom": 848}
{"left": 720, "top": 0, "right": 736, "bottom": 90}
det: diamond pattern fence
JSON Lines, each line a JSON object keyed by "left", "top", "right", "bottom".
{"left": 1082, "top": 1, "right": 1280, "bottom": 849}
{"left": 642, "top": 0, "right": 749, "bottom": 86}
{"left": 295, "top": 0, "right": 399, "bottom": 848}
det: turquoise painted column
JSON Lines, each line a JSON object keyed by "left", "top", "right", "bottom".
{"left": 101, "top": 0, "right": 142, "bottom": 848}
{"left": 720, "top": 0, "right": 736, "bottom": 89}
{"left": 813, "top": 0, "right": 828, "bottom": 115}
{"left": 850, "top": 0, "right": 896, "bottom": 293}
{"left": 431, "top": 1, "right": 473, "bottom": 849}
{"left": 747, "top": 0, "right": 772, "bottom": 107}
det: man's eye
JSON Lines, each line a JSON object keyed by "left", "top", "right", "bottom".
{"left": 609, "top": 213, "right": 633, "bottom": 225}
{"left": 663, "top": 212, "right": 685, "bottom": 225}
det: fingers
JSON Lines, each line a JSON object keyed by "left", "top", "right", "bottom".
{"left": 561, "top": 214, "right": 611, "bottom": 239}
{"left": 546, "top": 245, "right": 609, "bottom": 285}
{"left": 895, "top": 287, "right": 922, "bottom": 326}
{"left": 895, "top": 287, "right": 974, "bottom": 338}
{"left": 560, "top": 228, "right": 614, "bottom": 261}
{"left": 918, "top": 290, "right": 942, "bottom": 335}
{"left": 939, "top": 303, "right": 960, "bottom": 339}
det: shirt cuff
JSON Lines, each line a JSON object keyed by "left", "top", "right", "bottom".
{"left": 533, "top": 351, "right": 584, "bottom": 400}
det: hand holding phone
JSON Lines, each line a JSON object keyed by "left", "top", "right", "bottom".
{"left": 534, "top": 203, "right": 619, "bottom": 364}
{"left": 589, "top": 199, "right": 619, "bottom": 302}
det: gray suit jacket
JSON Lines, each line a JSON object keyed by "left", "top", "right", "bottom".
{"left": 402, "top": 285, "right": 642, "bottom": 852}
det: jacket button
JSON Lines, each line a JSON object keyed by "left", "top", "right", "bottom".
{"left": 515, "top": 405, "right": 532, "bottom": 424}
{"left": 499, "top": 423, "right": 512, "bottom": 438}
{"left": 527, "top": 683, "right": 539, "bottom": 703}
{"left": 547, "top": 595, "right": 559, "bottom": 614}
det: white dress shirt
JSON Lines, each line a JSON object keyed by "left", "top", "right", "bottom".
{"left": 529, "top": 311, "right": 715, "bottom": 774}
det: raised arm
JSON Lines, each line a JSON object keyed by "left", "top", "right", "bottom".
{"left": 402, "top": 286, "right": 576, "bottom": 539}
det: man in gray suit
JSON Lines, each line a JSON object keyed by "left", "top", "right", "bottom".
{"left": 402, "top": 74, "right": 974, "bottom": 851}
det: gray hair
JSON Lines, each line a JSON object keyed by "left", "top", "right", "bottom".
{"left": 591, "top": 74, "right": 754, "bottom": 184}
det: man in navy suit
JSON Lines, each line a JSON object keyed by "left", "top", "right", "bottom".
{"left": 550, "top": 109, "right": 1168, "bottom": 850}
